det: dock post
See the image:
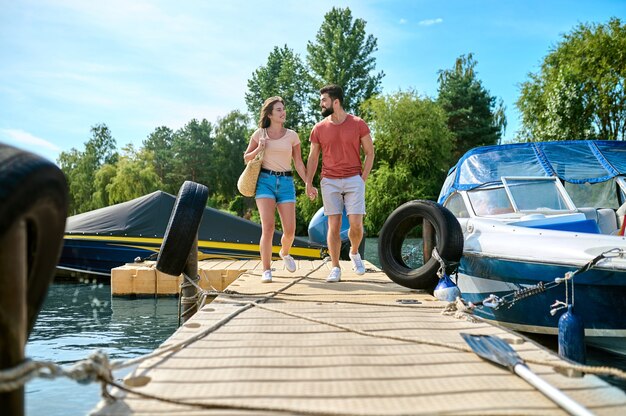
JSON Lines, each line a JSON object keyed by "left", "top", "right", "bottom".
{"left": 0, "top": 220, "right": 27, "bottom": 416}
{"left": 180, "top": 236, "right": 199, "bottom": 323}
{"left": 423, "top": 218, "right": 434, "bottom": 263}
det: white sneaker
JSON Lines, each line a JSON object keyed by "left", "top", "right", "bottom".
{"left": 326, "top": 267, "right": 342, "bottom": 282}
{"left": 279, "top": 250, "right": 297, "bottom": 273}
{"left": 350, "top": 252, "right": 366, "bottom": 275}
{"left": 261, "top": 270, "right": 272, "bottom": 283}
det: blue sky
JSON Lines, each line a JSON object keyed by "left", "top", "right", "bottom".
{"left": 1, "top": 0, "right": 624, "bottom": 163}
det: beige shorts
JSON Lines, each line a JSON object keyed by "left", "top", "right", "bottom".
{"left": 320, "top": 175, "right": 366, "bottom": 216}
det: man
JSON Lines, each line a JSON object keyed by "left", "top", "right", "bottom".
{"left": 306, "top": 84, "right": 375, "bottom": 282}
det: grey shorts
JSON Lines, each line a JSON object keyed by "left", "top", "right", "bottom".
{"left": 321, "top": 175, "right": 366, "bottom": 216}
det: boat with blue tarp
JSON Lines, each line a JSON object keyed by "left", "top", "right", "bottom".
{"left": 379, "top": 140, "right": 626, "bottom": 356}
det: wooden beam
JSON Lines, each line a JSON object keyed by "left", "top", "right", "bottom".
{"left": 0, "top": 220, "right": 27, "bottom": 416}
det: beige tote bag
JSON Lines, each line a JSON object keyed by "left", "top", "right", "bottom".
{"left": 237, "top": 130, "right": 266, "bottom": 197}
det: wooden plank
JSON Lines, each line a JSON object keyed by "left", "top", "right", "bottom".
{"left": 94, "top": 260, "right": 626, "bottom": 415}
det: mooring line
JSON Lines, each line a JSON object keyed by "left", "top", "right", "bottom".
{"left": 3, "top": 258, "right": 625, "bottom": 416}
{"left": 249, "top": 301, "right": 626, "bottom": 380}
{"left": 113, "top": 261, "right": 327, "bottom": 371}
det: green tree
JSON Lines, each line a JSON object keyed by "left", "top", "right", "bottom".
{"left": 170, "top": 119, "right": 214, "bottom": 193}
{"left": 306, "top": 7, "right": 384, "bottom": 116}
{"left": 437, "top": 54, "right": 506, "bottom": 160}
{"left": 57, "top": 123, "right": 118, "bottom": 214}
{"left": 103, "top": 145, "right": 163, "bottom": 204}
{"left": 364, "top": 163, "right": 427, "bottom": 234}
{"left": 57, "top": 148, "right": 82, "bottom": 213}
{"left": 516, "top": 17, "right": 626, "bottom": 141}
{"left": 245, "top": 45, "right": 313, "bottom": 131}
{"left": 211, "top": 110, "right": 252, "bottom": 203}
{"left": 143, "top": 126, "right": 177, "bottom": 194}
{"left": 92, "top": 163, "right": 117, "bottom": 207}
{"left": 362, "top": 91, "right": 453, "bottom": 233}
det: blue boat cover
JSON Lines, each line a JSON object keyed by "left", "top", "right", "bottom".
{"left": 438, "top": 140, "right": 626, "bottom": 203}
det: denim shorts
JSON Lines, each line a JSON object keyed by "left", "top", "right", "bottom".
{"left": 255, "top": 172, "right": 296, "bottom": 204}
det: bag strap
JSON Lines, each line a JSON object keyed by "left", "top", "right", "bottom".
{"left": 255, "top": 129, "right": 266, "bottom": 160}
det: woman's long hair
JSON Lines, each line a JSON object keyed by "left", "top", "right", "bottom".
{"left": 258, "top": 96, "right": 284, "bottom": 128}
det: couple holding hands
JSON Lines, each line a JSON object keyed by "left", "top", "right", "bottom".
{"left": 243, "top": 84, "right": 375, "bottom": 283}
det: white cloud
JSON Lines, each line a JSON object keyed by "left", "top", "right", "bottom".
{"left": 399, "top": 18, "right": 407, "bottom": 25}
{"left": 0, "top": 129, "right": 61, "bottom": 151}
{"left": 419, "top": 18, "right": 443, "bottom": 26}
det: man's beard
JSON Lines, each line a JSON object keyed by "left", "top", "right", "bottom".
{"left": 321, "top": 106, "right": 334, "bottom": 117}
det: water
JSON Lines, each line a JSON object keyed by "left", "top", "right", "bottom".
{"left": 364, "top": 236, "right": 382, "bottom": 267}
{"left": 23, "top": 238, "right": 625, "bottom": 414}
{"left": 25, "top": 281, "right": 179, "bottom": 415}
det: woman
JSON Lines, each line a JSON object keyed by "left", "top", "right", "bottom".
{"left": 243, "top": 96, "right": 307, "bottom": 283}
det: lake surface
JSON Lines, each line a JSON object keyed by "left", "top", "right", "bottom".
{"left": 25, "top": 238, "right": 625, "bottom": 415}
{"left": 26, "top": 281, "right": 179, "bottom": 415}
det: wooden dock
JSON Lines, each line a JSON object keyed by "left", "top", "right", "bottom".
{"left": 93, "top": 260, "right": 626, "bottom": 415}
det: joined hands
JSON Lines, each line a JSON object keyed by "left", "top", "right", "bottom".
{"left": 305, "top": 183, "right": 318, "bottom": 201}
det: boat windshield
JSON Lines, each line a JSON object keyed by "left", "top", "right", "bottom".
{"left": 565, "top": 180, "right": 620, "bottom": 209}
{"left": 467, "top": 177, "right": 577, "bottom": 216}
{"left": 502, "top": 177, "right": 575, "bottom": 213}
{"left": 467, "top": 186, "right": 514, "bottom": 216}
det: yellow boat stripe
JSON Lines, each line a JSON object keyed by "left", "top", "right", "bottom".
{"left": 64, "top": 234, "right": 324, "bottom": 258}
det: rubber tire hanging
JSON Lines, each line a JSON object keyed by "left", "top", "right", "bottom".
{"left": 378, "top": 200, "right": 464, "bottom": 290}
{"left": 0, "top": 144, "right": 68, "bottom": 335}
{"left": 156, "top": 181, "right": 209, "bottom": 276}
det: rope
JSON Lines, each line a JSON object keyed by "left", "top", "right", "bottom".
{"left": 179, "top": 273, "right": 202, "bottom": 323}
{"left": 0, "top": 351, "right": 115, "bottom": 399}
{"left": 111, "top": 262, "right": 327, "bottom": 371}
{"left": 252, "top": 302, "right": 474, "bottom": 353}
{"left": 4, "top": 255, "right": 626, "bottom": 415}
{"left": 172, "top": 262, "right": 626, "bottom": 381}
{"left": 108, "top": 270, "right": 626, "bottom": 415}
{"left": 133, "top": 252, "right": 158, "bottom": 263}
{"left": 250, "top": 302, "right": 626, "bottom": 380}
{"left": 0, "top": 264, "right": 328, "bottom": 397}
{"left": 104, "top": 377, "right": 382, "bottom": 416}
{"left": 474, "top": 247, "right": 625, "bottom": 310}
{"left": 432, "top": 246, "right": 459, "bottom": 277}
{"left": 214, "top": 295, "right": 446, "bottom": 309}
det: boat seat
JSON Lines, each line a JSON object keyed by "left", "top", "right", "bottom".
{"left": 617, "top": 203, "right": 626, "bottom": 235}
{"left": 598, "top": 208, "right": 619, "bottom": 234}
{"left": 512, "top": 212, "right": 601, "bottom": 234}
{"left": 578, "top": 207, "right": 618, "bottom": 235}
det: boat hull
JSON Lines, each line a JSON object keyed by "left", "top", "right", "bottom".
{"left": 457, "top": 253, "right": 626, "bottom": 355}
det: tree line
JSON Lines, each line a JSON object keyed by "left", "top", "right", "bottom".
{"left": 58, "top": 9, "right": 625, "bottom": 237}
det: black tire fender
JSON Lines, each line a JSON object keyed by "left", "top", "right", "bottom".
{"left": 156, "top": 181, "right": 209, "bottom": 276}
{"left": 378, "top": 200, "right": 463, "bottom": 290}
{"left": 0, "top": 144, "right": 68, "bottom": 335}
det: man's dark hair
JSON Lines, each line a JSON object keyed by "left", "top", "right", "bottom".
{"left": 320, "top": 84, "right": 343, "bottom": 105}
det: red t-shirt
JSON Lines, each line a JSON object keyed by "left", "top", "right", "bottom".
{"left": 310, "top": 114, "right": 370, "bottom": 179}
